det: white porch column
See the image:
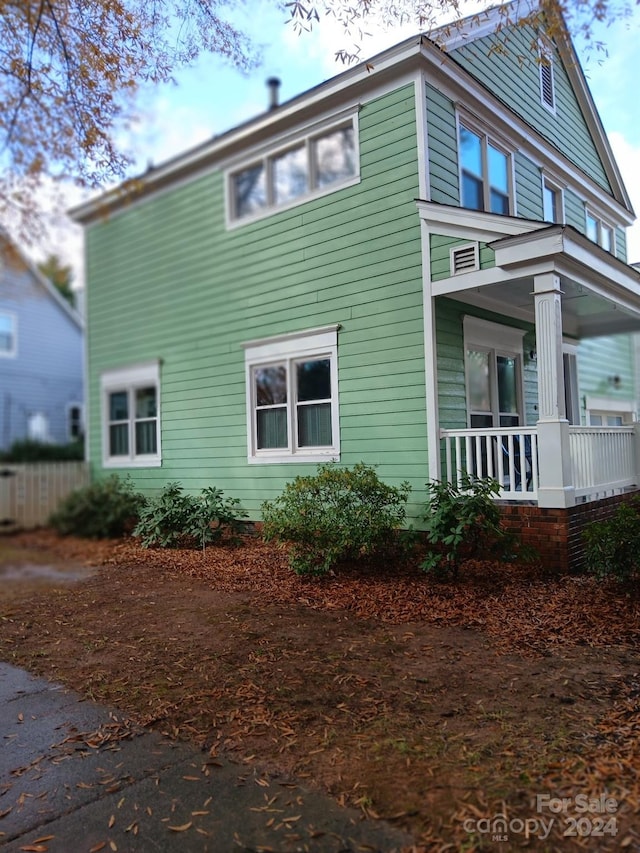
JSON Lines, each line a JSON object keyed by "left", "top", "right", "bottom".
{"left": 534, "top": 273, "right": 576, "bottom": 507}
{"left": 421, "top": 219, "right": 441, "bottom": 481}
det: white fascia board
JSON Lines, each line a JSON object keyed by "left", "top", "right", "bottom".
{"left": 494, "top": 228, "right": 640, "bottom": 295}
{"left": 416, "top": 199, "right": 542, "bottom": 241}
{"left": 431, "top": 259, "right": 554, "bottom": 297}
{"left": 435, "top": 0, "right": 536, "bottom": 50}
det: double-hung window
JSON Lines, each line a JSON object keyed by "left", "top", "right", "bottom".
{"left": 0, "top": 311, "right": 16, "bottom": 356}
{"left": 458, "top": 123, "right": 512, "bottom": 215}
{"left": 586, "top": 211, "right": 615, "bottom": 254}
{"left": 101, "top": 362, "right": 161, "bottom": 467}
{"left": 230, "top": 119, "right": 358, "bottom": 222}
{"left": 244, "top": 327, "right": 339, "bottom": 463}
{"left": 542, "top": 178, "right": 563, "bottom": 223}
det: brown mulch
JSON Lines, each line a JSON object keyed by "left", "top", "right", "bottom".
{"left": 1, "top": 529, "right": 639, "bottom": 851}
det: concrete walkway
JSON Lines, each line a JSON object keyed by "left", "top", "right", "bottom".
{"left": 0, "top": 663, "right": 413, "bottom": 852}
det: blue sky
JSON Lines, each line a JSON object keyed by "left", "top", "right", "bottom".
{"left": 53, "top": 0, "right": 640, "bottom": 281}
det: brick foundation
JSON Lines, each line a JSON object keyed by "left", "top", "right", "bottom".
{"left": 498, "top": 491, "right": 640, "bottom": 572}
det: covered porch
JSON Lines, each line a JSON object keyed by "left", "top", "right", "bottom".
{"left": 419, "top": 203, "right": 640, "bottom": 510}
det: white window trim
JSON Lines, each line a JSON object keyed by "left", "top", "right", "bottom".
{"left": 243, "top": 326, "right": 340, "bottom": 464}
{"left": 463, "top": 316, "right": 525, "bottom": 428}
{"left": 100, "top": 361, "right": 161, "bottom": 468}
{"left": 585, "top": 208, "right": 617, "bottom": 256}
{"left": 542, "top": 175, "right": 565, "bottom": 224}
{"left": 226, "top": 111, "right": 360, "bottom": 228}
{"left": 456, "top": 113, "right": 515, "bottom": 216}
{"left": 585, "top": 395, "right": 636, "bottom": 425}
{"left": 0, "top": 310, "right": 17, "bottom": 358}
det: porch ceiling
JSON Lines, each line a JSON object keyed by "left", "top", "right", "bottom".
{"left": 444, "top": 224, "right": 640, "bottom": 339}
{"left": 450, "top": 275, "right": 640, "bottom": 338}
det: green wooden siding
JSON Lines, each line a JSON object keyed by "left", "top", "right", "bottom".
{"left": 450, "top": 26, "right": 612, "bottom": 194}
{"left": 577, "top": 335, "right": 636, "bottom": 422}
{"left": 86, "top": 84, "right": 428, "bottom": 519}
{"left": 425, "top": 84, "right": 459, "bottom": 205}
{"left": 430, "top": 234, "right": 494, "bottom": 281}
{"left": 514, "top": 152, "right": 543, "bottom": 220}
{"left": 563, "top": 188, "right": 585, "bottom": 232}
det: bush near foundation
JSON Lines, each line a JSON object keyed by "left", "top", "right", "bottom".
{"left": 583, "top": 499, "right": 640, "bottom": 582}
{"left": 421, "top": 476, "right": 520, "bottom": 579}
{"left": 49, "top": 475, "right": 144, "bottom": 539}
{"left": 262, "top": 463, "right": 411, "bottom": 576}
{"left": 133, "top": 483, "right": 247, "bottom": 549}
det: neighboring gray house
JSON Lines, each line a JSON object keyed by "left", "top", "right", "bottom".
{"left": 0, "top": 231, "right": 84, "bottom": 451}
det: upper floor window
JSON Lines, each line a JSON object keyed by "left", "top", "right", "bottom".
{"left": 458, "top": 123, "right": 512, "bottom": 215}
{"left": 542, "top": 179, "right": 563, "bottom": 223}
{"left": 230, "top": 120, "right": 358, "bottom": 223}
{"left": 586, "top": 211, "right": 615, "bottom": 255}
{"left": 243, "top": 326, "right": 340, "bottom": 463}
{"left": 0, "top": 311, "right": 16, "bottom": 357}
{"left": 101, "top": 362, "right": 161, "bottom": 467}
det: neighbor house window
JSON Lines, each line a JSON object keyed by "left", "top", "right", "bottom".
{"left": 67, "top": 403, "right": 84, "bottom": 441}
{"left": 229, "top": 118, "right": 358, "bottom": 222}
{"left": 100, "top": 362, "right": 161, "bottom": 467}
{"left": 458, "top": 123, "right": 512, "bottom": 215}
{"left": 243, "top": 326, "right": 340, "bottom": 463}
{"left": 542, "top": 179, "right": 563, "bottom": 223}
{"left": 586, "top": 211, "right": 616, "bottom": 254}
{"left": 0, "top": 311, "right": 16, "bottom": 356}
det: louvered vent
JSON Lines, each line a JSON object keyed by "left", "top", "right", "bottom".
{"left": 540, "top": 61, "right": 554, "bottom": 109}
{"left": 451, "top": 244, "right": 479, "bottom": 275}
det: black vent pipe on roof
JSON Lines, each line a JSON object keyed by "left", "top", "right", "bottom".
{"left": 267, "top": 77, "right": 281, "bottom": 110}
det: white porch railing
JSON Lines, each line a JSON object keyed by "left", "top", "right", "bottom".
{"left": 440, "top": 425, "right": 639, "bottom": 504}
{"left": 440, "top": 427, "right": 538, "bottom": 501}
{"left": 569, "top": 426, "right": 636, "bottom": 499}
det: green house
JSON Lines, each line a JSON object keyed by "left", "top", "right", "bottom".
{"left": 71, "top": 2, "right": 640, "bottom": 568}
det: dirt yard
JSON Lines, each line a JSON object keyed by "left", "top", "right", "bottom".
{"left": 1, "top": 530, "right": 639, "bottom": 851}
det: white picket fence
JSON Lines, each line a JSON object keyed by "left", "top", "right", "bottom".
{"left": 0, "top": 462, "right": 90, "bottom": 531}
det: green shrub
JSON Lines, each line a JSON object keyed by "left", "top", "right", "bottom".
{"left": 49, "top": 475, "right": 144, "bottom": 539}
{"left": 133, "top": 483, "right": 247, "bottom": 549}
{"left": 1, "top": 438, "right": 84, "bottom": 462}
{"left": 421, "top": 476, "right": 517, "bottom": 579}
{"left": 583, "top": 500, "right": 640, "bottom": 582}
{"left": 261, "top": 463, "right": 411, "bottom": 576}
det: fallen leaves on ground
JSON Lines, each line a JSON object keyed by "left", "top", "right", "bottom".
{"left": 1, "top": 529, "right": 640, "bottom": 851}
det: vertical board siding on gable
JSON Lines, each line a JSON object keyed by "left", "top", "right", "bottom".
{"left": 86, "top": 84, "right": 427, "bottom": 517}
{"left": 425, "top": 84, "right": 459, "bottom": 205}
{"left": 450, "top": 27, "right": 612, "bottom": 195}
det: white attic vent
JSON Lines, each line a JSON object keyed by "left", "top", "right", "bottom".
{"left": 540, "top": 62, "right": 555, "bottom": 109}
{"left": 450, "top": 243, "right": 479, "bottom": 275}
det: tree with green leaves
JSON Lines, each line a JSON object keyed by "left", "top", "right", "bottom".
{"left": 37, "top": 253, "right": 75, "bottom": 307}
